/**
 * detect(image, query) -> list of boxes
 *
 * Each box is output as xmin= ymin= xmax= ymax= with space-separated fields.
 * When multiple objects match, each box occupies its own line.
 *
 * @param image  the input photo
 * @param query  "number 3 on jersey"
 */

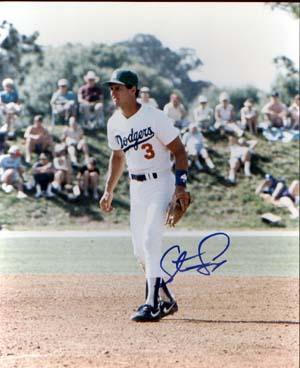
xmin=141 ymin=143 xmax=155 ymax=159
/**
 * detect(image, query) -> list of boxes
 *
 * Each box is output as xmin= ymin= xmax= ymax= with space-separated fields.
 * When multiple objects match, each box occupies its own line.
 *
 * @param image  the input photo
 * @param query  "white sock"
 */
xmin=206 ymin=158 xmax=215 ymax=169
xmin=46 ymin=184 xmax=53 ymax=195
xmin=36 ymin=184 xmax=42 ymax=195
xmin=229 ymin=170 xmax=235 ymax=182
xmin=159 ymin=279 xmax=175 ymax=302
xmin=244 ymin=161 xmax=251 ymax=176
xmin=145 ymin=277 xmax=160 ymax=308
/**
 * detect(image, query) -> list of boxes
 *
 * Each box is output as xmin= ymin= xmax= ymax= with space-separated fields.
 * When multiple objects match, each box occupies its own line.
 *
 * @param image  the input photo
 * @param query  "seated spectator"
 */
xmin=76 ymin=157 xmax=100 ymax=199
xmin=32 ymin=153 xmax=55 ymax=198
xmin=163 ymin=92 xmax=188 ymax=129
xmin=0 ymin=78 xmax=22 ymax=136
xmin=240 ymin=99 xmax=258 ymax=135
xmin=288 ymin=94 xmax=299 ymax=130
xmin=261 ymin=92 xmax=288 ymax=128
xmin=62 ymin=116 xmax=89 ymax=166
xmin=256 ymin=174 xmax=299 ymax=219
xmin=182 ymin=123 xmax=215 ymax=171
xmin=137 ymin=87 xmax=159 ymax=108
xmin=52 ymin=143 xmax=73 ymax=193
xmin=78 ymin=71 xmax=104 ymax=129
xmin=0 ymin=145 xmax=27 ymax=199
xmin=50 ymin=78 xmax=77 ymax=125
xmin=193 ymin=95 xmax=214 ymax=132
xmin=24 ymin=115 xmax=54 ymax=164
xmin=215 ymin=92 xmax=243 ymax=137
xmin=227 ymin=134 xmax=254 ymax=184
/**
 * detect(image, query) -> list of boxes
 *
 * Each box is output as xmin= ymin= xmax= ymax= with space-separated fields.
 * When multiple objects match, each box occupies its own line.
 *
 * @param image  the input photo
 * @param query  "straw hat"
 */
xmin=84 ymin=71 xmax=99 ymax=83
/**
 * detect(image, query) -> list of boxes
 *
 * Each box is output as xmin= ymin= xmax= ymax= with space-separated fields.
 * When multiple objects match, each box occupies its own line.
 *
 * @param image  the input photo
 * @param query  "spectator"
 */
xmin=288 ymin=94 xmax=299 ymax=130
xmin=256 ymin=174 xmax=299 ymax=219
xmin=261 ymin=92 xmax=288 ymax=128
xmin=62 ymin=116 xmax=89 ymax=166
xmin=0 ymin=145 xmax=27 ymax=198
xmin=182 ymin=123 xmax=215 ymax=171
xmin=240 ymin=99 xmax=258 ymax=135
xmin=0 ymin=78 xmax=22 ymax=135
xmin=50 ymin=78 xmax=77 ymax=125
xmin=227 ymin=134 xmax=254 ymax=184
xmin=163 ymin=92 xmax=188 ymax=129
xmin=215 ymin=92 xmax=243 ymax=137
xmin=24 ymin=115 xmax=54 ymax=164
xmin=32 ymin=153 xmax=55 ymax=198
xmin=52 ymin=143 xmax=73 ymax=193
xmin=137 ymin=87 xmax=159 ymax=108
xmin=193 ymin=95 xmax=214 ymax=132
xmin=78 ymin=70 xmax=104 ymax=129
xmin=76 ymin=157 xmax=100 ymax=199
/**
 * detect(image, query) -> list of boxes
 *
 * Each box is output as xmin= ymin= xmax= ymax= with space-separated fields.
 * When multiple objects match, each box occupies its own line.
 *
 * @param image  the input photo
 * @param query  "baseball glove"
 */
xmin=165 ymin=191 xmax=191 ymax=227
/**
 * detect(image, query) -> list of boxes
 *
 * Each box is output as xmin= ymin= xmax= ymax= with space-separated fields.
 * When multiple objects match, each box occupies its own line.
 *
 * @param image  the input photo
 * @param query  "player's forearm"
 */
xmin=172 ymin=146 xmax=188 ymax=171
xmin=104 ymin=152 xmax=125 ymax=194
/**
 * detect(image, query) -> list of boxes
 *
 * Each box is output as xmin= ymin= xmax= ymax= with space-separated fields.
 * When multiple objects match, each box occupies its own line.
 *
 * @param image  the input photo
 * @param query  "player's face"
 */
xmin=109 ymin=84 xmax=135 ymax=107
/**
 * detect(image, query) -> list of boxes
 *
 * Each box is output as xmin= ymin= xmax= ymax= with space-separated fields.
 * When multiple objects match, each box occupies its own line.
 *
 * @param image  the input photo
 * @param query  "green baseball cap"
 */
xmin=103 ymin=69 xmax=139 ymax=87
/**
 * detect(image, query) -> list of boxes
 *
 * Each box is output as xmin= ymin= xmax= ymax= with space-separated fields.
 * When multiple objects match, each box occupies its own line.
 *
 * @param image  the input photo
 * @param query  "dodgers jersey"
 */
xmin=107 ymin=105 xmax=179 ymax=174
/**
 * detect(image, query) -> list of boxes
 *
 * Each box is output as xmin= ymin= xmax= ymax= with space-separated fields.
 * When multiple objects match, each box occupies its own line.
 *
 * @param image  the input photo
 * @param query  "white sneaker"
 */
xmin=2 ymin=183 xmax=14 ymax=193
xmin=73 ymin=185 xmax=80 ymax=197
xmin=45 ymin=184 xmax=55 ymax=198
xmin=52 ymin=182 xmax=61 ymax=192
xmin=45 ymin=191 xmax=55 ymax=198
xmin=17 ymin=191 xmax=28 ymax=199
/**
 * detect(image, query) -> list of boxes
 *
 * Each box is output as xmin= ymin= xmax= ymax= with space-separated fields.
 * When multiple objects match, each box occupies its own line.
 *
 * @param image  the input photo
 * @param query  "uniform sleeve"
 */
xmin=107 ymin=120 xmax=121 ymax=151
xmin=155 ymin=112 xmax=179 ymax=146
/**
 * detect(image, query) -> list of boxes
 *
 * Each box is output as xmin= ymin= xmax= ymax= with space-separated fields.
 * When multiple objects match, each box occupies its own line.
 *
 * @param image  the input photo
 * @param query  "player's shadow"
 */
xmin=163 ymin=318 xmax=299 ymax=325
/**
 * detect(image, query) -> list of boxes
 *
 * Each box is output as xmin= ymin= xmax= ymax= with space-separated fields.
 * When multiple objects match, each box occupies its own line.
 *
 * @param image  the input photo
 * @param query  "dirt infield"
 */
xmin=0 ymin=275 xmax=299 ymax=368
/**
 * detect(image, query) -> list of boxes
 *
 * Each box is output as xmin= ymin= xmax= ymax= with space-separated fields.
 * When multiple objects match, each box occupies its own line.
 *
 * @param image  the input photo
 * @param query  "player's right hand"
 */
xmin=99 ymin=191 xmax=114 ymax=212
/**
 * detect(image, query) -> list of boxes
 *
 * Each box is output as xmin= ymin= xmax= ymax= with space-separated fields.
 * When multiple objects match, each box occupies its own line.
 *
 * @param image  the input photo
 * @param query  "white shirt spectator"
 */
xmin=163 ymin=102 xmax=186 ymax=122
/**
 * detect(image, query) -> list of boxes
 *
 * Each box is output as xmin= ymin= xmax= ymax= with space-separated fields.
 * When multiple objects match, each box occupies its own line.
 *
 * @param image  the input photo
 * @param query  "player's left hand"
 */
xmin=165 ymin=188 xmax=191 ymax=227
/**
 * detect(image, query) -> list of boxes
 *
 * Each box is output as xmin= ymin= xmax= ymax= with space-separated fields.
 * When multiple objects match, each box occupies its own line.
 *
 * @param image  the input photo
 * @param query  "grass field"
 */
xmin=0 ymin=124 xmax=299 ymax=230
xmin=0 ymin=234 xmax=298 ymax=277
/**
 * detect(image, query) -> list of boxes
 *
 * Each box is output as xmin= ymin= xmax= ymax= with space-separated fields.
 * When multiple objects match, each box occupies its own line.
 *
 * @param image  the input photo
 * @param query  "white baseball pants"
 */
xmin=130 ymin=171 xmax=175 ymax=278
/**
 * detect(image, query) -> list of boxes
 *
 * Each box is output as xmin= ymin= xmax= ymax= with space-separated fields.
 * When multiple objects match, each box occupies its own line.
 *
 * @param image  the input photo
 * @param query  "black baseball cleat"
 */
xmin=131 ymin=304 xmax=161 ymax=322
xmin=159 ymin=299 xmax=178 ymax=318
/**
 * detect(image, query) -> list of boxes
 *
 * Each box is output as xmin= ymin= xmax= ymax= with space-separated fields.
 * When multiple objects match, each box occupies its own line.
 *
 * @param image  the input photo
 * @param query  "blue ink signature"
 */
xmin=160 ymin=232 xmax=230 ymax=284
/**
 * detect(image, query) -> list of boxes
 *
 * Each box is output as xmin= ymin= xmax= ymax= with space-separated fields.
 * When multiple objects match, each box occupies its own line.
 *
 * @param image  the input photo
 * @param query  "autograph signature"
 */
xmin=160 ymin=232 xmax=230 ymax=284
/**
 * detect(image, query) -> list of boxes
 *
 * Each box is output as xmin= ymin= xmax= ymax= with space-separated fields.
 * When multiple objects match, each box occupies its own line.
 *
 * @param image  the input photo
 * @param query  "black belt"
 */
xmin=130 ymin=172 xmax=158 ymax=181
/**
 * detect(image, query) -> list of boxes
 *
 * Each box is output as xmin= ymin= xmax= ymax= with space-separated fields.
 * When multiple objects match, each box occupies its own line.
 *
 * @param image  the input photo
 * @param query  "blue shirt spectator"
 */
xmin=0 ymin=89 xmax=19 ymax=104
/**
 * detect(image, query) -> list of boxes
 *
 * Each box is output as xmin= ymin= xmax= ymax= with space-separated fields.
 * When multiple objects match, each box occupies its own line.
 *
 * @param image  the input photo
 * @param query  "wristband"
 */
xmin=175 ymin=170 xmax=188 ymax=187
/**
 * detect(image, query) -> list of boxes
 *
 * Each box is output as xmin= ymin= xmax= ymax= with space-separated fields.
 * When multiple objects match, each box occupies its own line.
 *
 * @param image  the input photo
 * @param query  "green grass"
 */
xmin=0 ymin=123 xmax=299 ymax=230
xmin=0 ymin=235 xmax=298 ymax=276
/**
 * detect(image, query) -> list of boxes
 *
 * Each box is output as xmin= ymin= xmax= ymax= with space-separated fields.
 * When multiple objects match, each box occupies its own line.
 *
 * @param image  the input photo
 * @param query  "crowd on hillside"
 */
xmin=0 ymin=71 xmax=299 ymax=219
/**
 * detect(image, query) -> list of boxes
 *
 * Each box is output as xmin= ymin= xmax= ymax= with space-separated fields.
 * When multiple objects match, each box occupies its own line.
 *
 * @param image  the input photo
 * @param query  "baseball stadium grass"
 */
xmin=0 ymin=235 xmax=298 ymax=277
xmin=0 ymin=124 xmax=299 ymax=230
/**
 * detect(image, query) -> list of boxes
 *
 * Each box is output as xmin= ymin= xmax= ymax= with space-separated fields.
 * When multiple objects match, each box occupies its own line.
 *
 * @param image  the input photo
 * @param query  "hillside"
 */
xmin=0 ymin=124 xmax=299 ymax=230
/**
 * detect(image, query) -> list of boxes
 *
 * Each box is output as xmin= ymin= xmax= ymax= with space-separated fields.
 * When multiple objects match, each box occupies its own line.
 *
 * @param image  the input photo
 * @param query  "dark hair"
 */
xmin=34 ymin=114 xmax=43 ymax=122
xmin=126 ymin=85 xmax=139 ymax=98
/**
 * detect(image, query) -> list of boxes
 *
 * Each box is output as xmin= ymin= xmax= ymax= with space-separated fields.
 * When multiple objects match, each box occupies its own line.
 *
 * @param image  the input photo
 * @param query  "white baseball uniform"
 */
xmin=107 ymin=104 xmax=179 ymax=278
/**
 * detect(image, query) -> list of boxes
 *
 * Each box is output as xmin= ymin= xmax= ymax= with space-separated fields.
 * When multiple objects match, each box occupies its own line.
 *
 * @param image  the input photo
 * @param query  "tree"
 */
xmin=272 ymin=56 xmax=299 ymax=104
xmin=0 ymin=20 xmax=43 ymax=84
xmin=267 ymin=3 xmax=300 ymax=103
xmin=117 ymin=34 xmax=210 ymax=104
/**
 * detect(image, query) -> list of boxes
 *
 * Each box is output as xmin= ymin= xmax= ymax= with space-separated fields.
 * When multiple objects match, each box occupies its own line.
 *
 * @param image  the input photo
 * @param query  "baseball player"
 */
xmin=99 ymin=69 xmax=190 ymax=322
